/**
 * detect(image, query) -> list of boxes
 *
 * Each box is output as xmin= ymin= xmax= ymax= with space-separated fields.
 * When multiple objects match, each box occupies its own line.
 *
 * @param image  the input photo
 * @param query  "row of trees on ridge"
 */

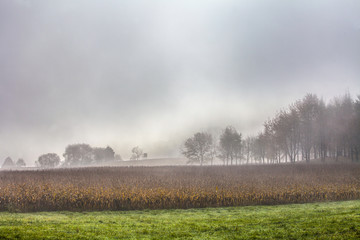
xmin=182 ymin=93 xmax=360 ymax=165
xmin=35 ymin=144 xmax=121 ymax=168
xmin=2 ymin=145 xmax=147 ymax=169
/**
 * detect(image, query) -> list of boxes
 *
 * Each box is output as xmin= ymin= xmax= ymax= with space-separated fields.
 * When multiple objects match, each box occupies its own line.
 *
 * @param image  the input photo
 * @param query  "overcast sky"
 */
xmin=1 ymin=0 xmax=360 ymax=165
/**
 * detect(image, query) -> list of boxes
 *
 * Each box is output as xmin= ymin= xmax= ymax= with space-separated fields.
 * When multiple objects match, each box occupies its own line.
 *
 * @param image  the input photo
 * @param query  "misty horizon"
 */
xmin=1 ymin=0 xmax=360 ymax=165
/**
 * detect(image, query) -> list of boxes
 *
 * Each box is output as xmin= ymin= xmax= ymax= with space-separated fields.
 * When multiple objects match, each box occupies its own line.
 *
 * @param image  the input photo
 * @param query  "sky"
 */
xmin=1 ymin=0 xmax=360 ymax=165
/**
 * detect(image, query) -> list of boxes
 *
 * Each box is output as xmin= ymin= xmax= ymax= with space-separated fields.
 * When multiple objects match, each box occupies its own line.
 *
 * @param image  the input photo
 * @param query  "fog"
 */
xmin=1 ymin=0 xmax=359 ymax=165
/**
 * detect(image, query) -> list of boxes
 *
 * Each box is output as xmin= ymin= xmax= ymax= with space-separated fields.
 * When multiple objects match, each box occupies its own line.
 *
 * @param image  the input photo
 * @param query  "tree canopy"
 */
xmin=36 ymin=153 xmax=60 ymax=168
xmin=182 ymin=132 xmax=213 ymax=166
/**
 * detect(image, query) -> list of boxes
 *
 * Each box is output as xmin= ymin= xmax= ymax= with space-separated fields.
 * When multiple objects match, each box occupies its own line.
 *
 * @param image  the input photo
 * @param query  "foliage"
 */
xmin=60 ymin=144 xmax=119 ymax=166
xmin=93 ymin=146 xmax=115 ymax=162
xmin=36 ymin=153 xmax=60 ymax=168
xmin=63 ymin=144 xmax=94 ymax=166
xmin=0 ymin=164 xmax=359 ymax=212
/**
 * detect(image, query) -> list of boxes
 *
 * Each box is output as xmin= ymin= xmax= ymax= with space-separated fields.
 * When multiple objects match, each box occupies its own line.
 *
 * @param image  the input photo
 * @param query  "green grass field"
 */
xmin=0 ymin=200 xmax=359 ymax=239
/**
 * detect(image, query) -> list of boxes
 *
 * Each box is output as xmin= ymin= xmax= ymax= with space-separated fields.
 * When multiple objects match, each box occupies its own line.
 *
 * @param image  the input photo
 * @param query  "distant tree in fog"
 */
xmin=328 ymin=93 xmax=354 ymax=161
xmin=315 ymin=99 xmax=328 ymax=161
xmin=209 ymin=135 xmax=218 ymax=165
xmin=1 ymin=157 xmax=14 ymax=169
xmin=245 ymin=92 xmax=360 ymax=164
xmin=62 ymin=144 xmax=119 ymax=165
xmin=16 ymin=158 xmax=26 ymax=167
xmin=218 ymin=126 xmax=242 ymax=165
xmin=352 ymin=96 xmax=360 ymax=161
xmin=131 ymin=146 xmax=143 ymax=161
xmin=244 ymin=136 xmax=254 ymax=164
xmin=253 ymin=132 xmax=266 ymax=163
xmin=63 ymin=144 xmax=94 ymax=166
xmin=178 ymin=92 xmax=359 ymax=165
xmin=263 ymin=120 xmax=279 ymax=163
xmin=93 ymin=146 xmax=115 ymax=162
xmin=114 ymin=154 xmax=123 ymax=161
xmin=273 ymin=107 xmax=301 ymax=163
xmin=36 ymin=153 xmax=60 ymax=168
xmin=296 ymin=94 xmax=321 ymax=162
xmin=182 ymin=132 xmax=213 ymax=166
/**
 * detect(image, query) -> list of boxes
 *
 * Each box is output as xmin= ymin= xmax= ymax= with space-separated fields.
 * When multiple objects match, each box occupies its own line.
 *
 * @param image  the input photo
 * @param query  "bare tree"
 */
xmin=268 ymin=107 xmax=301 ymax=163
xmin=314 ymin=99 xmax=328 ymax=162
xmin=244 ymin=136 xmax=254 ymax=164
xmin=208 ymin=135 xmax=218 ymax=165
xmin=352 ymin=95 xmax=360 ymax=161
xmin=296 ymin=94 xmax=320 ymax=162
xmin=182 ymin=132 xmax=213 ymax=166
xmin=253 ymin=132 xmax=266 ymax=164
xmin=131 ymin=146 xmax=143 ymax=160
xmin=218 ymin=126 xmax=242 ymax=165
xmin=244 ymin=92 xmax=359 ymax=164
xmin=326 ymin=93 xmax=354 ymax=161
xmin=263 ymin=119 xmax=281 ymax=164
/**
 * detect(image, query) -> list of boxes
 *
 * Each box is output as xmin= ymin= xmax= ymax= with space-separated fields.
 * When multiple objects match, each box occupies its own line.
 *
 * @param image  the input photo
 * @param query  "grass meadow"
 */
xmin=0 ymin=200 xmax=359 ymax=239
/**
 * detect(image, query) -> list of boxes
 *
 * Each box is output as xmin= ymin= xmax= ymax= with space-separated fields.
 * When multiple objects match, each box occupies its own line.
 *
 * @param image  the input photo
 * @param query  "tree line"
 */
xmin=182 ymin=93 xmax=360 ymax=165
xmin=33 ymin=144 xmax=148 ymax=168
xmin=35 ymin=144 xmax=122 ymax=168
xmin=2 ymin=144 xmax=149 ymax=169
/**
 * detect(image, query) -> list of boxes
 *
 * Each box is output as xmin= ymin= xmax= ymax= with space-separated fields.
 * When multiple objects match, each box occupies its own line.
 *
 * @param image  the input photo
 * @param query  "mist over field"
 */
xmin=2 ymin=4 xmax=360 ymax=240
xmin=1 ymin=0 xmax=360 ymax=165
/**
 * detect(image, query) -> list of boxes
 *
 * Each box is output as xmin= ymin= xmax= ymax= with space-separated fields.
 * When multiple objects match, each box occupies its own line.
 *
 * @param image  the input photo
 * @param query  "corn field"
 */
xmin=0 ymin=164 xmax=360 ymax=212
